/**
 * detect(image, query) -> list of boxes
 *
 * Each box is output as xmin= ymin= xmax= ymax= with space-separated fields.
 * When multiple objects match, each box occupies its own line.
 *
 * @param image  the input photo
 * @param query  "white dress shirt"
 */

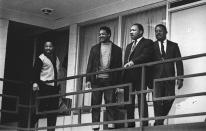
xmin=158 ymin=39 xmax=167 ymax=54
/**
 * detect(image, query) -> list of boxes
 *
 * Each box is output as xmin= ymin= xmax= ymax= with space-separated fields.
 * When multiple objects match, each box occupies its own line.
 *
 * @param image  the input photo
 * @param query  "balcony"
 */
xmin=1 ymin=53 xmax=206 ymax=131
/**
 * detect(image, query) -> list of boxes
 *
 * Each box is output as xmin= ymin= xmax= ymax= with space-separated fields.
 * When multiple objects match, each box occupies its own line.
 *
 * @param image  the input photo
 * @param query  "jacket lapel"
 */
xmin=125 ymin=42 xmax=133 ymax=62
xmin=154 ymin=41 xmax=162 ymax=58
xmin=110 ymin=43 xmax=114 ymax=67
xmin=97 ymin=43 xmax=101 ymax=67
xmin=165 ymin=40 xmax=171 ymax=58
xmin=130 ymin=37 xmax=144 ymax=57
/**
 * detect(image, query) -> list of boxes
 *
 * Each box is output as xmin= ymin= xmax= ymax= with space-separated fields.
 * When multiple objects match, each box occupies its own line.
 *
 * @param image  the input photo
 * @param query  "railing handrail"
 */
xmin=45 ymin=52 xmax=206 ymax=83
xmin=1 ymin=52 xmax=206 ymax=84
xmin=0 ymin=78 xmax=30 ymax=85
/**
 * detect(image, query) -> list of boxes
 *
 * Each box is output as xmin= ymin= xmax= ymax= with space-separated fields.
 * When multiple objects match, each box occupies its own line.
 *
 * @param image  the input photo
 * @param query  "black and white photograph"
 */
xmin=0 ymin=0 xmax=206 ymax=131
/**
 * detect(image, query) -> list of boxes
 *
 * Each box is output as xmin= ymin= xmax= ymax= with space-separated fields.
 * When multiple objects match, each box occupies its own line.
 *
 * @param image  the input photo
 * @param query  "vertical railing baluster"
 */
xmin=27 ymin=82 xmax=33 ymax=131
xmin=140 ymin=66 xmax=146 ymax=131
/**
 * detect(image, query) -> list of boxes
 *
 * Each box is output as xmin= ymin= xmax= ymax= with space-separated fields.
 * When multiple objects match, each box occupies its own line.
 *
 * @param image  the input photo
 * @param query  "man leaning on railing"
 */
xmin=122 ymin=23 xmax=154 ymax=127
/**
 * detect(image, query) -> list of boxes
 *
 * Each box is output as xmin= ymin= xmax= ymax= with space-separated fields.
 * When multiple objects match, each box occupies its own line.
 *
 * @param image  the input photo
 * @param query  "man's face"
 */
xmin=44 ymin=41 xmax=54 ymax=55
xmin=130 ymin=25 xmax=142 ymax=40
xmin=99 ymin=29 xmax=110 ymax=43
xmin=155 ymin=26 xmax=167 ymax=41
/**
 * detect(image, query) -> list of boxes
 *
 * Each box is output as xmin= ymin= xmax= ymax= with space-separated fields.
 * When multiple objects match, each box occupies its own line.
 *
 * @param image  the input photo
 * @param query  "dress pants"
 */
xmin=31 ymin=84 xmax=59 ymax=131
xmin=124 ymin=82 xmax=148 ymax=127
xmin=153 ymin=80 xmax=174 ymax=125
xmin=91 ymin=78 xmax=116 ymax=125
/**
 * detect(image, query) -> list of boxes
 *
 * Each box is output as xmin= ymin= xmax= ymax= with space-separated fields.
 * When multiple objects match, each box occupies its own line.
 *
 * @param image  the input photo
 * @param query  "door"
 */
xmin=169 ymin=3 xmax=206 ymax=124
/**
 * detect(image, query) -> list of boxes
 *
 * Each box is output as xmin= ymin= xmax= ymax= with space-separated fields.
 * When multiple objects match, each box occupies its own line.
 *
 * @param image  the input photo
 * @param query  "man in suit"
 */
xmin=86 ymin=26 xmax=122 ymax=131
xmin=123 ymin=23 xmax=154 ymax=127
xmin=153 ymin=24 xmax=184 ymax=125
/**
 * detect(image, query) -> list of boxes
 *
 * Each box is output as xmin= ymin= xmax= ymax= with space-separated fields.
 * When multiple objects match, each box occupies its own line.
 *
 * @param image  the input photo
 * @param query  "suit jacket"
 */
xmin=123 ymin=37 xmax=154 ymax=90
xmin=152 ymin=40 xmax=184 ymax=96
xmin=86 ymin=42 xmax=122 ymax=85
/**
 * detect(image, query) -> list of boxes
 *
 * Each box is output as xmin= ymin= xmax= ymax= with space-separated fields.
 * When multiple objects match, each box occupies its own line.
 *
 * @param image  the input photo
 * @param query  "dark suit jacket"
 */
xmin=152 ymin=40 xmax=184 ymax=96
xmin=86 ymin=42 xmax=122 ymax=85
xmin=123 ymin=37 xmax=154 ymax=91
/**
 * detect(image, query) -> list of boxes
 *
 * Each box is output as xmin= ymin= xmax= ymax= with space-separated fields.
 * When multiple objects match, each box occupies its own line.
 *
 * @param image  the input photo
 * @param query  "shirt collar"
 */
xmin=158 ymin=39 xmax=167 ymax=45
xmin=132 ymin=37 xmax=143 ymax=45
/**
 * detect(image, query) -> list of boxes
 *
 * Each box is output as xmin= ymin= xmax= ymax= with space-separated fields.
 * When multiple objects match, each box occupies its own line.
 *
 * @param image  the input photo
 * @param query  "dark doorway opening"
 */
xmin=1 ymin=21 xmax=50 ymax=127
xmin=1 ymin=21 xmax=69 ymax=129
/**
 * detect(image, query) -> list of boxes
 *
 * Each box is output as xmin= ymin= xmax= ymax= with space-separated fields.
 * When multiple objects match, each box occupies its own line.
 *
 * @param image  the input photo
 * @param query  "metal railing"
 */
xmin=0 ymin=53 xmax=206 ymax=131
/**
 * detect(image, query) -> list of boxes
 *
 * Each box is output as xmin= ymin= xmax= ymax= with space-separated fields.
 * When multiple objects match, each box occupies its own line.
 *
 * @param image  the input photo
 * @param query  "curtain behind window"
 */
xmin=122 ymin=6 xmax=166 ymax=58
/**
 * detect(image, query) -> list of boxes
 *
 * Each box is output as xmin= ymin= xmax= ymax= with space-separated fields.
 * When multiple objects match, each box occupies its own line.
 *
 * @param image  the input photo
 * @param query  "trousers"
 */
xmin=31 ymin=84 xmax=59 ymax=131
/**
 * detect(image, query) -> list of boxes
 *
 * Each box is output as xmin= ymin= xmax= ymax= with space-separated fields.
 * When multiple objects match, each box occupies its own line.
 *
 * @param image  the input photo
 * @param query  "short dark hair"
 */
xmin=44 ymin=40 xmax=55 ymax=46
xmin=100 ymin=26 xmax=111 ymax=36
xmin=132 ymin=23 xmax=144 ymax=34
xmin=155 ymin=24 xmax=167 ymax=33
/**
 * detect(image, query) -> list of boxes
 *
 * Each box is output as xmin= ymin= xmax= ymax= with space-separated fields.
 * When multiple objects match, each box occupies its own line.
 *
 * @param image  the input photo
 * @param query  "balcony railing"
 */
xmin=0 ymin=53 xmax=206 ymax=131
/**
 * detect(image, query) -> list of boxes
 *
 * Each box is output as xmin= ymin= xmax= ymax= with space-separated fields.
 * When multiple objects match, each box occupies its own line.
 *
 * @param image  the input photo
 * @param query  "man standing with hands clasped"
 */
xmin=86 ymin=26 xmax=122 ymax=131
xmin=152 ymin=24 xmax=184 ymax=125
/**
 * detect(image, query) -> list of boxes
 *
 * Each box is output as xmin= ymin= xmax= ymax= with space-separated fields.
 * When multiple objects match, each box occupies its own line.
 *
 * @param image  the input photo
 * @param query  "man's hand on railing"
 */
xmin=124 ymin=61 xmax=134 ymax=68
xmin=177 ymin=79 xmax=183 ymax=89
xmin=33 ymin=83 xmax=39 ymax=91
xmin=86 ymin=81 xmax=91 ymax=89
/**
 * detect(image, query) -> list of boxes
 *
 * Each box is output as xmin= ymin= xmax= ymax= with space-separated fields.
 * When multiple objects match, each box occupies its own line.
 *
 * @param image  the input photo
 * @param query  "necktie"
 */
xmin=130 ymin=41 xmax=136 ymax=53
xmin=160 ymin=41 xmax=166 ymax=58
xmin=128 ymin=41 xmax=136 ymax=61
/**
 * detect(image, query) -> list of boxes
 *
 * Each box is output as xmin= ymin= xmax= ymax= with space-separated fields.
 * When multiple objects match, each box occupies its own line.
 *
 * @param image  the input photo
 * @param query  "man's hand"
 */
xmin=86 ymin=81 xmax=91 ymax=89
xmin=33 ymin=83 xmax=39 ymax=91
xmin=177 ymin=79 xmax=183 ymax=89
xmin=124 ymin=61 xmax=134 ymax=68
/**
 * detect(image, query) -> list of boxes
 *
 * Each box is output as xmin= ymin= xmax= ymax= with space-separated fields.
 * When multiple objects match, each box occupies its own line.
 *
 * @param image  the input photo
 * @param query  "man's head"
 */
xmin=155 ymin=24 xmax=167 ymax=42
xmin=130 ymin=23 xmax=144 ymax=40
xmin=99 ymin=26 xmax=111 ymax=43
xmin=43 ymin=41 xmax=54 ymax=55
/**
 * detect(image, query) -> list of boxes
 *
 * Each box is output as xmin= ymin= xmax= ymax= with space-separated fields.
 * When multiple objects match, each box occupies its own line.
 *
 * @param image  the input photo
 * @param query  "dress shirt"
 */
xmin=158 ymin=39 xmax=167 ymax=55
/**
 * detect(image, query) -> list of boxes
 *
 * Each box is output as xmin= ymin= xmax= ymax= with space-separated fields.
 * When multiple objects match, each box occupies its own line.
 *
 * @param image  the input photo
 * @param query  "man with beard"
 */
xmin=32 ymin=41 xmax=60 ymax=131
xmin=153 ymin=24 xmax=184 ymax=125
xmin=123 ymin=23 xmax=154 ymax=127
xmin=86 ymin=26 xmax=122 ymax=131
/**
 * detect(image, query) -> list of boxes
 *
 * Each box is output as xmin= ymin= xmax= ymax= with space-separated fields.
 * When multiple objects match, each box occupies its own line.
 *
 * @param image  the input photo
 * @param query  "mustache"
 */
xmin=156 ymin=34 xmax=162 ymax=37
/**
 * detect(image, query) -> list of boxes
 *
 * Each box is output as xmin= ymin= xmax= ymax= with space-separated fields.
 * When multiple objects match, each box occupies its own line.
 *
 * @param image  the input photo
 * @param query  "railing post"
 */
xmin=28 ymin=82 xmax=34 ymax=131
xmin=140 ymin=66 xmax=146 ymax=130
xmin=78 ymin=76 xmax=83 ymax=125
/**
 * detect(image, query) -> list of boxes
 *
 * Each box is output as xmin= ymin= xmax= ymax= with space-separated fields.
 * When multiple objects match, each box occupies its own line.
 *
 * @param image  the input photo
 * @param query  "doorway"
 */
xmin=1 ymin=21 xmax=50 ymax=127
xmin=168 ymin=3 xmax=206 ymax=124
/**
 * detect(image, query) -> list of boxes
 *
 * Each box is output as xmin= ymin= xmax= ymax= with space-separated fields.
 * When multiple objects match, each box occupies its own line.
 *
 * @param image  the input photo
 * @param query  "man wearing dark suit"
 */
xmin=153 ymin=24 xmax=184 ymax=125
xmin=123 ymin=23 xmax=154 ymax=127
xmin=86 ymin=26 xmax=122 ymax=131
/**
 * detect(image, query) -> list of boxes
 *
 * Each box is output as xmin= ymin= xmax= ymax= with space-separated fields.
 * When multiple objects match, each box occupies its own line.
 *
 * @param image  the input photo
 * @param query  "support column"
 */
xmin=66 ymin=24 xmax=79 ymax=106
xmin=0 ymin=19 xmax=9 ymax=112
xmin=117 ymin=15 xmax=123 ymax=47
